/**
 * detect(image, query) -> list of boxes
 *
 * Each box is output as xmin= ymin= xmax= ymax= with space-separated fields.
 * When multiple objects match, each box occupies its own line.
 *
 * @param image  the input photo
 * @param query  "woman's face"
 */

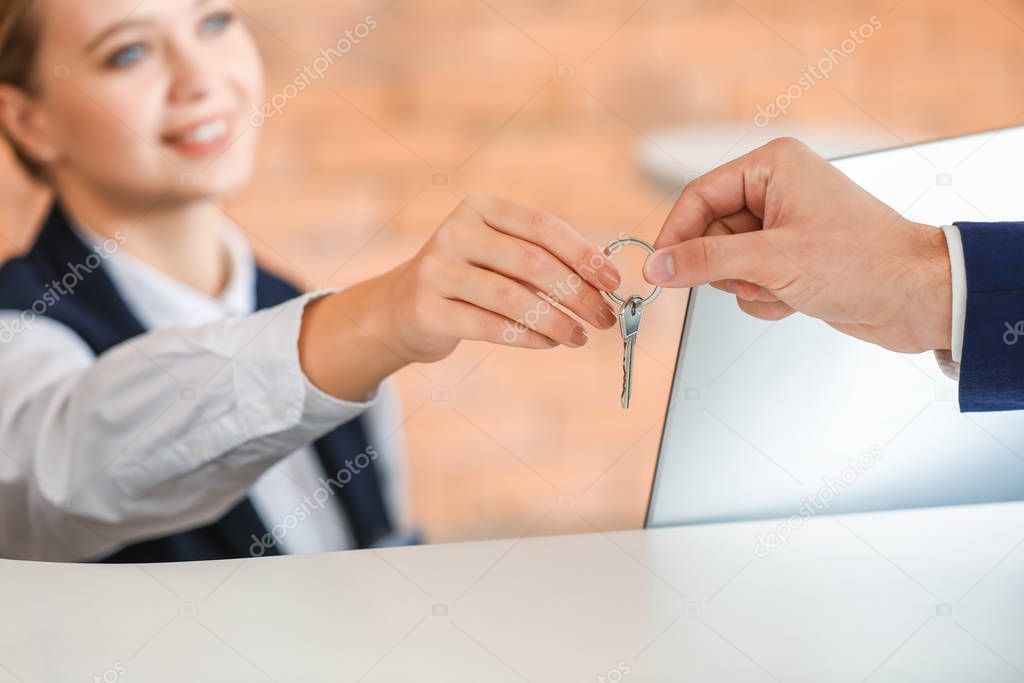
xmin=30 ymin=0 xmax=265 ymax=202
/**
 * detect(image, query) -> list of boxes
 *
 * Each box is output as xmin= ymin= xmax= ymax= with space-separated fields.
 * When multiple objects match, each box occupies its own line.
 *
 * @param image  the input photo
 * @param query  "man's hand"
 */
xmin=644 ymin=138 xmax=953 ymax=354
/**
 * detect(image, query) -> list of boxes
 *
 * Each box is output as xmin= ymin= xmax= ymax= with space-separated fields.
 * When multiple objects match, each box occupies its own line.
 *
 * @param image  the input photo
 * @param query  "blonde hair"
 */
xmin=0 ymin=0 xmax=45 ymax=180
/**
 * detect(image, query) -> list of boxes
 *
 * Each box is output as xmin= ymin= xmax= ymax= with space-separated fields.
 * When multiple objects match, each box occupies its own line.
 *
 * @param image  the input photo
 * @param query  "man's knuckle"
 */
xmin=768 ymin=136 xmax=808 ymax=156
xmin=698 ymin=238 xmax=715 ymax=271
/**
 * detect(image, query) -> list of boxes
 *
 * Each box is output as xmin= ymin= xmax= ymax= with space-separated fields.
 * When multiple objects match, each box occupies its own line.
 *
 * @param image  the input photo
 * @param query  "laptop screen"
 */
xmin=647 ymin=127 xmax=1024 ymax=528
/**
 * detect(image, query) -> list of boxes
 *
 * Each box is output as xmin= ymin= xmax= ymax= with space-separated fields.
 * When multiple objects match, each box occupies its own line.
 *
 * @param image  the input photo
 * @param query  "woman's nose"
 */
xmin=166 ymin=44 xmax=217 ymax=104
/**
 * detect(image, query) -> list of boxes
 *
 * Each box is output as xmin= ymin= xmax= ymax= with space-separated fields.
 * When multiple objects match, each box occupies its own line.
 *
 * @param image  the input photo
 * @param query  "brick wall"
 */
xmin=2 ymin=0 xmax=1023 ymax=542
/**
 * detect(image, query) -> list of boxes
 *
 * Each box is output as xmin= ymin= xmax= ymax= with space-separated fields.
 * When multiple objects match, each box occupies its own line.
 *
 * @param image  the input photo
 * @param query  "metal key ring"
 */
xmin=603 ymin=237 xmax=662 ymax=307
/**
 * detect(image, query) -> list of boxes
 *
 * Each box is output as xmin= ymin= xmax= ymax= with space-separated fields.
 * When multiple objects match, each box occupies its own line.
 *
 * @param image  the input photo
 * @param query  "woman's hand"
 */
xmin=377 ymin=194 xmax=622 ymax=362
xmin=300 ymin=195 xmax=623 ymax=400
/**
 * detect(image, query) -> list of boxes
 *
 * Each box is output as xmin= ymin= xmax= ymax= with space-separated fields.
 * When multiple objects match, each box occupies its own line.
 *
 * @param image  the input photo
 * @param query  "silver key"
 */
xmin=619 ymin=295 xmax=644 ymax=409
xmin=602 ymin=236 xmax=662 ymax=409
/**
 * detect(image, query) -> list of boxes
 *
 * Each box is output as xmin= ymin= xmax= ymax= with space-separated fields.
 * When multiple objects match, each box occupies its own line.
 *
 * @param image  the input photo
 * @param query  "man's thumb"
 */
xmin=643 ymin=232 xmax=778 ymax=289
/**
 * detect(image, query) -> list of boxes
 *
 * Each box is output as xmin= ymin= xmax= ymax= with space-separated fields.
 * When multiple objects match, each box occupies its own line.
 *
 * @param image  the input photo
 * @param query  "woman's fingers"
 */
xmin=458 ymin=194 xmax=622 ymax=293
xmin=462 ymin=227 xmax=617 ymax=330
xmin=444 ymin=263 xmax=590 ymax=348
xmin=437 ymin=299 xmax=560 ymax=350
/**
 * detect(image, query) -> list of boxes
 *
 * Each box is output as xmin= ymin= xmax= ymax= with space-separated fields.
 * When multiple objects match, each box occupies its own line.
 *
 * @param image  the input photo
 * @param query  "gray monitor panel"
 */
xmin=647 ymin=127 xmax=1024 ymax=528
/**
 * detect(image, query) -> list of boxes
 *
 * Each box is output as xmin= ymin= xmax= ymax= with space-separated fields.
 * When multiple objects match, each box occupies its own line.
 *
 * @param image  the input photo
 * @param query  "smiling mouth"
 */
xmin=161 ymin=115 xmax=234 ymax=157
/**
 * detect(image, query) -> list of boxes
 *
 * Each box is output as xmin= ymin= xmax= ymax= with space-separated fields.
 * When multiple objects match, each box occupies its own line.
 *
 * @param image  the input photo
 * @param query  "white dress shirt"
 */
xmin=935 ymin=225 xmax=967 ymax=379
xmin=0 ymin=220 xmax=406 ymax=562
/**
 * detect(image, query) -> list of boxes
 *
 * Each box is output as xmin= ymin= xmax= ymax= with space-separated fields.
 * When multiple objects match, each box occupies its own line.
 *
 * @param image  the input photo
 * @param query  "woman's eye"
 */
xmin=105 ymin=43 xmax=148 ymax=69
xmin=199 ymin=11 xmax=233 ymax=36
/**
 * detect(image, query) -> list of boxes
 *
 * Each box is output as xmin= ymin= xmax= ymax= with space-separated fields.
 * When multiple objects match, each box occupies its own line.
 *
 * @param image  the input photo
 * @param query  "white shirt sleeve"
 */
xmin=0 ymin=292 xmax=380 ymax=561
xmin=934 ymin=225 xmax=967 ymax=380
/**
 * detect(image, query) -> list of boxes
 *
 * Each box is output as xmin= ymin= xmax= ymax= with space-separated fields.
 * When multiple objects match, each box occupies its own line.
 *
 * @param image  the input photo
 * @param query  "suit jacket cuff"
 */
xmin=953 ymin=221 xmax=1024 ymax=411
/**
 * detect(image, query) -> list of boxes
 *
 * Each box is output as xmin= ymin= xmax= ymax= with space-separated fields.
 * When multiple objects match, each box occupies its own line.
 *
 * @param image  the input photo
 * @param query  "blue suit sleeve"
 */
xmin=954 ymin=221 xmax=1024 ymax=412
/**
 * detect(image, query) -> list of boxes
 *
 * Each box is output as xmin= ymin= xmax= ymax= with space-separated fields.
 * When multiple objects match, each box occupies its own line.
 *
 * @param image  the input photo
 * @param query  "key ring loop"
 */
xmin=603 ymin=237 xmax=662 ymax=307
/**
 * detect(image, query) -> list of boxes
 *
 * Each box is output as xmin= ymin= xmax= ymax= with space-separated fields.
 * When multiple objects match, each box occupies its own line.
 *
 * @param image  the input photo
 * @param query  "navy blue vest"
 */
xmin=0 ymin=203 xmax=393 ymax=562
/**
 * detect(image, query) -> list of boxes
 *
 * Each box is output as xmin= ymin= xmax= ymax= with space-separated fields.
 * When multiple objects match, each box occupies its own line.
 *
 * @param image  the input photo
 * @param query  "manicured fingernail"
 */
xmin=598 ymin=305 xmax=617 ymax=327
xmin=644 ymin=252 xmax=676 ymax=284
xmin=570 ymin=326 xmax=589 ymax=347
xmin=598 ymin=266 xmax=621 ymax=291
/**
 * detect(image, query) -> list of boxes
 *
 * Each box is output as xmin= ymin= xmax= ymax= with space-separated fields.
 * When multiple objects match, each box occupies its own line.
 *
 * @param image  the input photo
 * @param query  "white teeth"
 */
xmin=181 ymin=118 xmax=228 ymax=144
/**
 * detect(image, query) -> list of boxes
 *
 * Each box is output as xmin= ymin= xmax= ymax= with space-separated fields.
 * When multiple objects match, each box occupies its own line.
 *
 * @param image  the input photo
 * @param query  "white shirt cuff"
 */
xmin=934 ymin=225 xmax=966 ymax=380
xmin=301 ymin=368 xmax=381 ymax=423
